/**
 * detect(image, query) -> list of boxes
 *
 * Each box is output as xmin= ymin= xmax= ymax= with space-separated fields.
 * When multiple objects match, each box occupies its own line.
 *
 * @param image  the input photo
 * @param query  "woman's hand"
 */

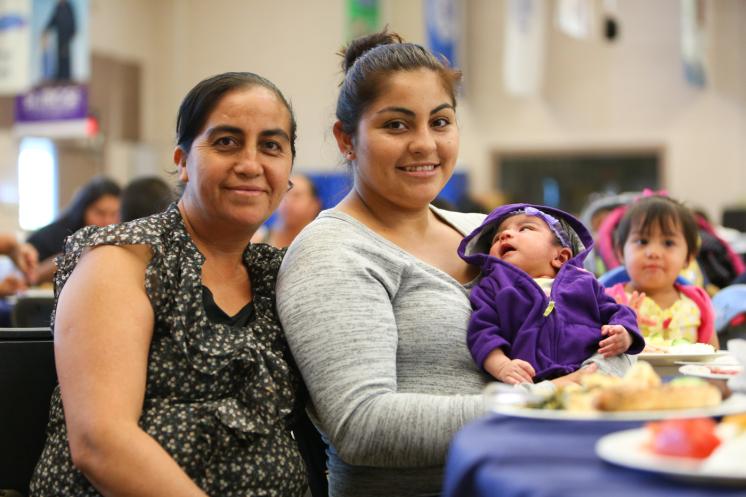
xmin=0 ymin=274 xmax=27 ymax=297
xmin=10 ymin=242 xmax=39 ymax=284
xmin=598 ymin=324 xmax=632 ymax=357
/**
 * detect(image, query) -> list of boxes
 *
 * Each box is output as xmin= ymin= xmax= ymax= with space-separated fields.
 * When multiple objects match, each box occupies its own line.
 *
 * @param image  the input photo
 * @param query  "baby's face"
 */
xmin=489 ymin=213 xmax=568 ymax=278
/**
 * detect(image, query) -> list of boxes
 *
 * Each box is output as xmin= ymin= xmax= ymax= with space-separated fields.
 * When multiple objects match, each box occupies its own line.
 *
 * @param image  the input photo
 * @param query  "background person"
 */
xmin=276 ymin=30 xmax=595 ymax=497
xmin=0 ymin=234 xmax=39 ymax=325
xmin=26 ymin=175 xmax=121 ymax=284
xmin=30 ymin=72 xmax=307 ymax=496
xmin=252 ymin=173 xmax=322 ymax=248
xmin=120 ymin=176 xmax=176 ymax=222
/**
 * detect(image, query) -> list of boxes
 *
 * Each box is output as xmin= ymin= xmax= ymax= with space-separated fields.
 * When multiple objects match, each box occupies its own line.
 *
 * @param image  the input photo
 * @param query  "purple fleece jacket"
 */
xmin=458 ymin=203 xmax=645 ymax=380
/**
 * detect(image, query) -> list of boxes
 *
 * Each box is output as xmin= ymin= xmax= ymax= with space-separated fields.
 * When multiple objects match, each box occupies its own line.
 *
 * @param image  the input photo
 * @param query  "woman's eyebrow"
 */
xmin=376 ymin=103 xmax=455 ymax=117
xmin=376 ymin=106 xmax=415 ymax=116
xmin=260 ymin=128 xmax=291 ymax=142
xmin=205 ymin=125 xmax=243 ymax=139
xmin=431 ymin=103 xmax=454 ymax=114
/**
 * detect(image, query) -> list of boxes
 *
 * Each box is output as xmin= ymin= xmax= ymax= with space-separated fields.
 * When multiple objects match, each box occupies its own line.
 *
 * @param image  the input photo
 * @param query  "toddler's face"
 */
xmin=621 ymin=220 xmax=690 ymax=295
xmin=489 ymin=213 xmax=569 ymax=278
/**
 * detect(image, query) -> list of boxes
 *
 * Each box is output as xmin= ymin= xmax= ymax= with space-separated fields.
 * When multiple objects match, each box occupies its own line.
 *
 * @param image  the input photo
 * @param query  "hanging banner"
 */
xmin=14 ymin=0 xmax=90 ymax=137
xmin=346 ymin=0 xmax=379 ymax=42
xmin=425 ymin=0 xmax=459 ymax=68
xmin=0 ymin=0 xmax=31 ymax=95
xmin=503 ymin=0 xmax=547 ymax=96
xmin=681 ymin=0 xmax=706 ymax=88
xmin=555 ymin=0 xmax=593 ymax=40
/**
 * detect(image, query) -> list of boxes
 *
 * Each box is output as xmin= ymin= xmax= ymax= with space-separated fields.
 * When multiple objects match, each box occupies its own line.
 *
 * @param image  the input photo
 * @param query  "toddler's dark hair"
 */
xmin=613 ymin=195 xmax=699 ymax=259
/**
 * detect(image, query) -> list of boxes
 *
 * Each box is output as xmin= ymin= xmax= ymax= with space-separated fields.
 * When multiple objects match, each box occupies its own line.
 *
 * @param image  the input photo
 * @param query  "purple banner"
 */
xmin=14 ymin=83 xmax=87 ymax=122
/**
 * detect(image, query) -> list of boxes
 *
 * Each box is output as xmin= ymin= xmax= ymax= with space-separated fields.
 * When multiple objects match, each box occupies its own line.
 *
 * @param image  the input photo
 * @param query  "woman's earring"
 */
xmin=287 ymin=180 xmax=294 ymax=191
xmin=346 ymin=151 xmax=354 ymax=159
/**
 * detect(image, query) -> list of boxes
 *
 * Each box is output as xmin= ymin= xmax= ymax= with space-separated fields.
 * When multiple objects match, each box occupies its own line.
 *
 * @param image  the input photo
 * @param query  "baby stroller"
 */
xmin=712 ymin=285 xmax=746 ymax=346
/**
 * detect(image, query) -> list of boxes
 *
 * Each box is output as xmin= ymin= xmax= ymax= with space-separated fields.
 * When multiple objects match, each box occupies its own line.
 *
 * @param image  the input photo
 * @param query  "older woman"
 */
xmin=30 ymin=72 xmax=306 ymax=496
xmin=277 ymin=31 xmax=593 ymax=497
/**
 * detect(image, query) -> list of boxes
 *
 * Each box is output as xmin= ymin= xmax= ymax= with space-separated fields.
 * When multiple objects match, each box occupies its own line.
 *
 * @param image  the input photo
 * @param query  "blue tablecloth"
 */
xmin=443 ymin=414 xmax=746 ymax=497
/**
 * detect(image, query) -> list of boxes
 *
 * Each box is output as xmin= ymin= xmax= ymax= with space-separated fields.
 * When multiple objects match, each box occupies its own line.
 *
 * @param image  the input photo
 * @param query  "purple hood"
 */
xmin=458 ymin=203 xmax=593 ymax=269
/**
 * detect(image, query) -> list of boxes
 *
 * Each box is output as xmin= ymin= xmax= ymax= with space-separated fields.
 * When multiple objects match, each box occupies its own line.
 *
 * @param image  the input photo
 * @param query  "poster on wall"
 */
xmin=503 ymin=0 xmax=547 ymax=96
xmin=14 ymin=0 xmax=90 ymax=137
xmin=346 ymin=0 xmax=379 ymax=41
xmin=424 ymin=0 xmax=459 ymax=68
xmin=0 ymin=0 xmax=31 ymax=95
xmin=681 ymin=0 xmax=707 ymax=88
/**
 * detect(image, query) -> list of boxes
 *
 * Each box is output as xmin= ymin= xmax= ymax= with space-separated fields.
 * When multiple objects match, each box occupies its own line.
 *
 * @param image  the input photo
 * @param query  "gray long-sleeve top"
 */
xmin=276 ymin=208 xmax=490 ymax=497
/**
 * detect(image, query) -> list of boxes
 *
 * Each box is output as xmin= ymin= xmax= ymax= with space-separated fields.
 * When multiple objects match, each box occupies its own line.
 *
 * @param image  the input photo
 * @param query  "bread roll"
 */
xmin=595 ymin=381 xmax=721 ymax=412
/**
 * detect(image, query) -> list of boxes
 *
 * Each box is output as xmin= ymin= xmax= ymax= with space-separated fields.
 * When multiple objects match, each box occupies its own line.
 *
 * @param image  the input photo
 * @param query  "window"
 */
xmin=18 ymin=137 xmax=57 ymax=230
xmin=496 ymin=150 xmax=661 ymax=214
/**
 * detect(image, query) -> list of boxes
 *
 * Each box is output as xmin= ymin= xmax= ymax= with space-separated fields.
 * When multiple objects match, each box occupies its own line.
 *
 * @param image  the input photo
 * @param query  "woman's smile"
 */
xmin=396 ymin=163 xmax=440 ymax=176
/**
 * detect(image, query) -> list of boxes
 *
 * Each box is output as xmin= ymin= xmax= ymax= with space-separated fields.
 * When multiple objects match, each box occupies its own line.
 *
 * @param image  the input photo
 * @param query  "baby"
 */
xmin=458 ymin=204 xmax=645 ymax=384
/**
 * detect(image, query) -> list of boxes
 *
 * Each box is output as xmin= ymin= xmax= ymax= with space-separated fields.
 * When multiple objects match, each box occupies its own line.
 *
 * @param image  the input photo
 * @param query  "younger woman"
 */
xmin=607 ymin=194 xmax=719 ymax=349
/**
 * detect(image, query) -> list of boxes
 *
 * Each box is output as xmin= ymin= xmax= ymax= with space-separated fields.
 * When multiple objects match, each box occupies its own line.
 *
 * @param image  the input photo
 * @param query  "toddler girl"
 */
xmin=607 ymin=194 xmax=719 ymax=349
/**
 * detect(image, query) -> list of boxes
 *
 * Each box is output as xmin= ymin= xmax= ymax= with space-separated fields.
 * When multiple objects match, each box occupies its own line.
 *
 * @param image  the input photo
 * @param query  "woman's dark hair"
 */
xmin=62 ymin=176 xmax=121 ymax=229
xmin=176 ymin=72 xmax=297 ymax=159
xmin=613 ymin=195 xmax=700 ymax=259
xmin=120 ymin=176 xmax=176 ymax=222
xmin=336 ymin=29 xmax=462 ymax=136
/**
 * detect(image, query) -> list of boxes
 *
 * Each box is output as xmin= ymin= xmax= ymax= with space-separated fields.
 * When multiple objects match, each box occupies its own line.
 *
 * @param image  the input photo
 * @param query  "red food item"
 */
xmin=646 ymin=418 xmax=721 ymax=459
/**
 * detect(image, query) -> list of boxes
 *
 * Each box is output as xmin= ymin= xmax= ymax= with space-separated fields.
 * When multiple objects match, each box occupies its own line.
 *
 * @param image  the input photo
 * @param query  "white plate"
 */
xmin=596 ymin=428 xmax=746 ymax=485
xmin=638 ymin=351 xmax=730 ymax=366
xmin=490 ymin=393 xmax=746 ymax=421
xmin=679 ymin=364 xmax=743 ymax=381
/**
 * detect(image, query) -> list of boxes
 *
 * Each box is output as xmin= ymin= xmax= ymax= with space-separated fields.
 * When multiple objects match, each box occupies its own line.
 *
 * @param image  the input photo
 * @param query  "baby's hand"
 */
xmin=495 ymin=359 xmax=535 ymax=385
xmin=626 ymin=290 xmax=656 ymax=327
xmin=598 ymin=324 xmax=632 ymax=358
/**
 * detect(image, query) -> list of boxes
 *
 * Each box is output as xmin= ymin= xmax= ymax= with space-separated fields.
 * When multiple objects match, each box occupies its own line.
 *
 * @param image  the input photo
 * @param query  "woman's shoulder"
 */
xmin=291 ymin=209 xmax=392 ymax=252
xmin=280 ymin=209 xmax=409 ymax=279
xmin=430 ymin=206 xmax=487 ymax=236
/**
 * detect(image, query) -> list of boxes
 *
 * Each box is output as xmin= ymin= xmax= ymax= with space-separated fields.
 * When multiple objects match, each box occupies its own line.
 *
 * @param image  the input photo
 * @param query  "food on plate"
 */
xmin=595 ymin=377 xmax=722 ymax=412
xmin=541 ymin=362 xmax=722 ymax=412
xmin=646 ymin=418 xmax=721 ymax=459
xmin=683 ymin=364 xmax=742 ymax=377
xmin=643 ymin=337 xmax=716 ymax=354
xmin=642 ymin=415 xmax=746 ymax=474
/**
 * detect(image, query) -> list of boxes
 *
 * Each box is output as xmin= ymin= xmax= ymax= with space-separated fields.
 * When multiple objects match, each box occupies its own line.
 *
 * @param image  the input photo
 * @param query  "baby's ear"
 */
xmin=552 ymin=247 xmax=573 ymax=269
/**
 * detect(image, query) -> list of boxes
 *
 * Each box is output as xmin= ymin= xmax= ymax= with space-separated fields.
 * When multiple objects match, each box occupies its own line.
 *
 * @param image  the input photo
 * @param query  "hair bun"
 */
xmin=340 ymin=29 xmax=403 ymax=73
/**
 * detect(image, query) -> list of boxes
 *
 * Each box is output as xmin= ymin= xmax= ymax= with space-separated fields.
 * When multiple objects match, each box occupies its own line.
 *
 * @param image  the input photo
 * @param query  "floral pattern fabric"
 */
xmin=30 ymin=204 xmax=306 ymax=496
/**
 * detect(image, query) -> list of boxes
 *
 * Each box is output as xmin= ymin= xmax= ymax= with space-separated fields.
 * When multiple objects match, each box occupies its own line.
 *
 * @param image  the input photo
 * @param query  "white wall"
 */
xmin=2 ymin=0 xmax=744 ymax=233
xmin=455 ymin=0 xmax=746 ymax=218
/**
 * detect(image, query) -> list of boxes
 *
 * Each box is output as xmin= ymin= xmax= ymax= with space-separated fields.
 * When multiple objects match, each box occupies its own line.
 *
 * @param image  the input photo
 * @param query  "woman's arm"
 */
xmin=277 ymin=222 xmax=484 ymax=468
xmin=55 ymin=245 xmax=207 ymax=497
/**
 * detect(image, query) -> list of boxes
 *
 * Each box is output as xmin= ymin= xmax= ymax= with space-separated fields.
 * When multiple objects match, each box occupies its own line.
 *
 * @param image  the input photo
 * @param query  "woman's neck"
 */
xmin=339 ymin=189 xmax=434 ymax=238
xmin=178 ymin=201 xmax=250 ymax=263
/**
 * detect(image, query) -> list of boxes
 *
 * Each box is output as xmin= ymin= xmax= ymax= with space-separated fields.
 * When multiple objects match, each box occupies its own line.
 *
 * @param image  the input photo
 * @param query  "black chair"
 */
xmin=11 ymin=297 xmax=55 ymax=328
xmin=0 ymin=328 xmax=56 ymax=496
